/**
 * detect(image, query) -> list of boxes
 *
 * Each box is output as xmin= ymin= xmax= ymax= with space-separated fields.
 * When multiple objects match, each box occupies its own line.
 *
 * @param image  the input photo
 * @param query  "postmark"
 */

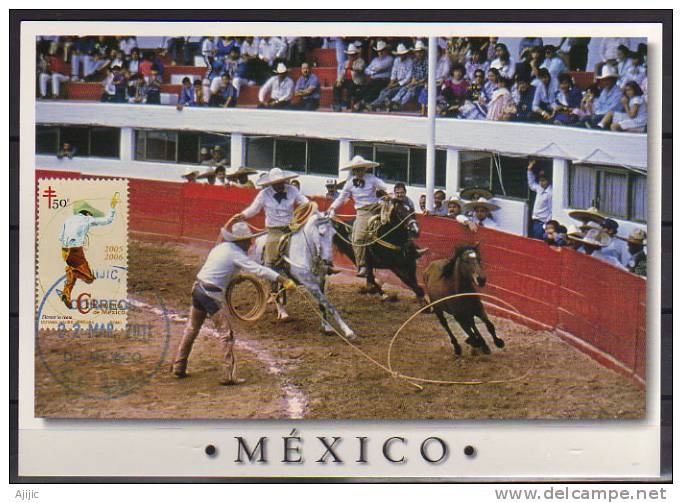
xmin=36 ymin=178 xmax=129 ymax=331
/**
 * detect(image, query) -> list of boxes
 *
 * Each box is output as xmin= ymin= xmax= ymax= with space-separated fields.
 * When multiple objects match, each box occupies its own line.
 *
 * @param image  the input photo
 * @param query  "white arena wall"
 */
xmin=35 ymin=101 xmax=648 ymax=237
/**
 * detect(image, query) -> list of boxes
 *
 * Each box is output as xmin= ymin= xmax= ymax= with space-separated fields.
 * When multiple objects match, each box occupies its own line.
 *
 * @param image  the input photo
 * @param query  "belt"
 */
xmin=267 ymin=226 xmax=290 ymax=231
xmin=197 ymin=280 xmax=222 ymax=293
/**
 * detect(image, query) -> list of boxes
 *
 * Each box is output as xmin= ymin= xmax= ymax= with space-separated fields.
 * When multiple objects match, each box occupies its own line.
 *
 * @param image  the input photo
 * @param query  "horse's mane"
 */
xmin=441 ymin=245 xmax=478 ymax=279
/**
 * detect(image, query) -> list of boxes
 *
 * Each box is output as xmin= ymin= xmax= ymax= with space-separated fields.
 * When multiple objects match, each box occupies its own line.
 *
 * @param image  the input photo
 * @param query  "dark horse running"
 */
xmin=423 ymin=244 xmax=504 ymax=357
xmin=331 ymin=199 xmax=426 ymax=303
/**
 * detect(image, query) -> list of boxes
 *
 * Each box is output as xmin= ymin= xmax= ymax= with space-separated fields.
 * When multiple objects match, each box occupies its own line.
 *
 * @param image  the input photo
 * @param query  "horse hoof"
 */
xmin=480 ymin=345 xmax=491 ymax=355
xmin=345 ymin=333 xmax=358 ymax=342
xmin=320 ymin=328 xmax=335 ymax=336
xmin=381 ymin=293 xmax=398 ymax=302
xmin=465 ymin=337 xmax=477 ymax=348
xmin=453 ymin=347 xmax=462 ymax=357
xmin=494 ymin=339 xmax=505 ymax=348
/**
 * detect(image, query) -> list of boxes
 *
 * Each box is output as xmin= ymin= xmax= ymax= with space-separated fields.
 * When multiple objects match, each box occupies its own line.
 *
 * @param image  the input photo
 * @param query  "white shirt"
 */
xmin=527 ymin=171 xmax=552 ymax=222
xmin=197 ymin=242 xmax=280 ymax=290
xmin=591 ymin=248 xmax=626 ymax=270
xmin=258 ymin=75 xmax=294 ymax=103
xmin=60 ymin=208 xmax=116 ymax=248
xmin=600 ymin=235 xmax=630 ymax=266
xmin=457 ymin=214 xmax=498 ymax=229
xmin=242 ymin=185 xmax=309 ymax=228
xmin=331 ymin=174 xmax=388 ymax=211
xmin=490 ymin=57 xmax=516 ymax=79
xmin=209 ymin=76 xmax=225 ymax=95
xmin=201 ymin=38 xmax=214 ymax=57
xmin=240 ymin=38 xmax=260 ymax=58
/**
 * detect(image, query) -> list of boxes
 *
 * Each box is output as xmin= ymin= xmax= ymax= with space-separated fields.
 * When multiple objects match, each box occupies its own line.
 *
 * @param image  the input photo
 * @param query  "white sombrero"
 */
xmin=596 ymin=65 xmax=619 ymax=80
xmin=448 ymin=192 xmax=465 ymax=206
xmin=393 ymin=43 xmax=410 ymax=56
xmin=570 ymin=228 xmax=611 ymax=248
xmin=412 ymin=40 xmax=427 ymax=52
xmin=344 ymin=43 xmax=359 ymax=55
xmin=273 ymin=62 xmax=288 ymax=74
xmin=619 ymin=228 xmax=647 ymax=245
xmin=225 ymin=166 xmax=258 ymax=179
xmin=463 ymin=197 xmax=500 ymax=212
xmin=220 ymin=221 xmax=256 ymax=242
xmin=565 ymin=224 xmax=584 ymax=239
xmin=257 ymin=167 xmax=299 ymax=187
xmin=181 ymin=167 xmax=200 ymax=179
xmin=568 ymin=206 xmax=606 ymax=226
xmin=373 ymin=40 xmax=388 ymax=52
xmin=340 ymin=155 xmax=380 ymax=172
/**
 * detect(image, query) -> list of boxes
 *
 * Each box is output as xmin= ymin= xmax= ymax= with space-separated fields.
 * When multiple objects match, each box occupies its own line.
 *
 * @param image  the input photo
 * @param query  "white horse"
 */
xmin=252 ymin=209 xmax=357 ymax=340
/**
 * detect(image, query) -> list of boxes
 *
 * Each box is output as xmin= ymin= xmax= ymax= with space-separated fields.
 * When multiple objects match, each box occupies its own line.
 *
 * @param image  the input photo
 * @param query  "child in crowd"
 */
xmin=597 ymin=81 xmax=647 ymax=132
xmin=543 ymin=220 xmax=567 ymax=247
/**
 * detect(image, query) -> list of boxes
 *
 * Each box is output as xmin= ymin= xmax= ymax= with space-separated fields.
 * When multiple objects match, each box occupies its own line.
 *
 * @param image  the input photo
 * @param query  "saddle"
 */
xmin=272 ymin=202 xmax=318 ymax=271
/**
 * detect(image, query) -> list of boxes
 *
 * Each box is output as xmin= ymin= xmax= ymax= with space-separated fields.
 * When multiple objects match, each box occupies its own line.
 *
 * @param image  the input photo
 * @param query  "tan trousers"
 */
xmin=172 ymin=306 xmax=237 ymax=384
xmin=61 ymin=247 xmax=95 ymax=301
xmin=264 ymin=226 xmax=288 ymax=268
xmin=352 ymin=204 xmax=380 ymax=267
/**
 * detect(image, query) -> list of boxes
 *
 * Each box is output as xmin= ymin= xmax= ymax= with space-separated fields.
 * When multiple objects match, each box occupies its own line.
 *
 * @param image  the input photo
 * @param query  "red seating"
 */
xmin=310 ymin=48 xmax=337 ymax=68
xmin=163 ymin=65 xmax=206 ymax=83
xmin=570 ymin=71 xmax=595 ymax=90
xmin=290 ymin=66 xmax=338 ymax=87
xmin=161 ymin=84 xmax=182 ymax=94
xmin=65 ymin=82 xmax=103 ymax=101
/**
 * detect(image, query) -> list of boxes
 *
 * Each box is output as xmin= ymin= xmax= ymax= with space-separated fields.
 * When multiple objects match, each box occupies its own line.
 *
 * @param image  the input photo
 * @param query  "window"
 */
xmin=134 ymin=129 xmax=231 ymax=164
xmin=35 ymin=125 xmax=120 ymax=158
xmin=568 ymin=163 xmax=647 ymax=222
xmin=460 ymin=152 xmax=551 ymax=200
xmin=375 ymin=145 xmax=408 ymax=183
xmin=275 ymin=138 xmax=307 ymax=172
xmin=352 ymin=143 xmax=446 ymax=188
xmin=307 ymin=139 xmax=339 ymax=176
xmin=245 ymin=136 xmax=275 ymax=169
xmin=60 ymin=126 xmax=91 ymax=157
xmin=90 ymin=127 xmax=120 ymax=158
xmin=246 ymin=135 xmax=339 ymax=175
xmin=36 ymin=125 xmax=58 ymax=154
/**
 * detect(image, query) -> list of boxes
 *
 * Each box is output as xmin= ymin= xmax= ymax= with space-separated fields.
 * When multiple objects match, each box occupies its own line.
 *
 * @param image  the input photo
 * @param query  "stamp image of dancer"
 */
xmin=37 ymin=178 xmax=129 ymax=331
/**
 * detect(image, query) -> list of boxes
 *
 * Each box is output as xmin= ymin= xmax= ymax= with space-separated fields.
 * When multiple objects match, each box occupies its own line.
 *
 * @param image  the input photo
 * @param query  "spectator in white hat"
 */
xmin=623 ymin=229 xmax=647 ymax=276
xmin=357 ymin=40 xmax=394 ymax=111
xmin=459 ymin=197 xmax=500 ymax=230
xmin=333 ymin=43 xmax=366 ymax=112
xmin=325 ymin=179 xmax=340 ymax=201
xmin=367 ymin=43 xmax=413 ymax=111
xmin=258 ymin=63 xmax=294 ymax=109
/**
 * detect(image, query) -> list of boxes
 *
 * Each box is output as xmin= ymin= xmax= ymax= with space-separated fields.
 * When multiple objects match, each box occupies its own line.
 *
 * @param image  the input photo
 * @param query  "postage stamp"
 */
xmin=36 ymin=178 xmax=129 ymax=331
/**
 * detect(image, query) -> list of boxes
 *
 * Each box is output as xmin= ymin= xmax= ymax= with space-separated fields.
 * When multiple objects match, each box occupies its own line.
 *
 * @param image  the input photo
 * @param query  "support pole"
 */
xmin=425 ymin=37 xmax=437 ymax=212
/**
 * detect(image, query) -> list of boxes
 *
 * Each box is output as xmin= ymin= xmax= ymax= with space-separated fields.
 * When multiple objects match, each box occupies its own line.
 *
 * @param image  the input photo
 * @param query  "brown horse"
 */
xmin=423 ymin=244 xmax=504 ymax=357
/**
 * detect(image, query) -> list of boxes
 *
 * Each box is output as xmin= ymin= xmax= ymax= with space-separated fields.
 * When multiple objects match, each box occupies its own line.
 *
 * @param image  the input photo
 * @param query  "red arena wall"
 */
xmin=37 ymin=170 xmax=646 ymax=385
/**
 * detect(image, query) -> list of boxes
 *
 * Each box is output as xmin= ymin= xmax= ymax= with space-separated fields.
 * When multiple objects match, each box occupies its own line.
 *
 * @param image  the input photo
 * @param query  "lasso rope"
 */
xmin=331 ymin=210 xmax=416 ymax=250
xmin=386 ymin=292 xmax=533 ymax=386
xmin=228 ymin=281 xmax=532 ymax=389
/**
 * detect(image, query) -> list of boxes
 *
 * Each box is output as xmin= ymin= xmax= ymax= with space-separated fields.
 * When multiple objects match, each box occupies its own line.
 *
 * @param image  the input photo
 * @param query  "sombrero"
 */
xmin=596 ymin=65 xmax=619 ymax=80
xmin=570 ymin=228 xmax=611 ymax=248
xmin=460 ymin=187 xmax=493 ymax=201
xmin=619 ymin=228 xmax=647 ymax=245
xmin=565 ymin=224 xmax=584 ymax=240
xmin=257 ymin=167 xmax=299 ymax=187
xmin=373 ymin=40 xmax=388 ymax=52
xmin=412 ymin=40 xmax=427 ymax=52
xmin=220 ymin=221 xmax=257 ymax=242
xmin=73 ymin=200 xmax=105 ymax=218
xmin=181 ymin=167 xmax=200 ymax=179
xmin=341 ymin=155 xmax=379 ymax=172
xmin=225 ymin=166 xmax=258 ymax=179
xmin=568 ymin=206 xmax=606 ymax=226
xmin=273 ymin=62 xmax=288 ymax=74
xmin=448 ymin=192 xmax=465 ymax=206
xmin=393 ymin=43 xmax=410 ymax=56
xmin=463 ymin=197 xmax=500 ymax=212
xmin=343 ymin=43 xmax=359 ymax=55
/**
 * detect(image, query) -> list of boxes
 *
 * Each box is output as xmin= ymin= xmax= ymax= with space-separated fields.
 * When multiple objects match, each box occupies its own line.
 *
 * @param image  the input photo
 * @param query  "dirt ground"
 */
xmin=35 ymin=238 xmax=645 ymax=420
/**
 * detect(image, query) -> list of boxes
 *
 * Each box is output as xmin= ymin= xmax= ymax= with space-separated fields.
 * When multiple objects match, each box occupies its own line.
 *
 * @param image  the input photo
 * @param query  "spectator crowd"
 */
xmin=37 ymin=35 xmax=648 ymax=132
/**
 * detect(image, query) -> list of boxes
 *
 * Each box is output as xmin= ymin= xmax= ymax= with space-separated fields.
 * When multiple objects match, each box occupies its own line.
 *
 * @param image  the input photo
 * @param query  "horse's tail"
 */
xmin=441 ymin=256 xmax=457 ymax=279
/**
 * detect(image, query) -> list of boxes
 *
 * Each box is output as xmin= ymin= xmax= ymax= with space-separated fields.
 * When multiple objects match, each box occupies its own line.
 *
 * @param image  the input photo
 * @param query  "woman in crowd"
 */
xmin=551 ymin=73 xmax=583 ymax=126
xmin=465 ymin=48 xmax=489 ymax=82
xmin=619 ymin=51 xmax=647 ymax=90
xmin=489 ymin=43 xmax=515 ymax=80
xmin=486 ymin=76 xmax=514 ymax=121
xmin=575 ymin=83 xmax=600 ymax=122
xmin=598 ymin=81 xmax=647 ymax=132
xmin=484 ymin=67 xmax=500 ymax=99
xmin=437 ymin=64 xmax=469 ymax=117
xmin=511 ymin=74 xmax=536 ymax=122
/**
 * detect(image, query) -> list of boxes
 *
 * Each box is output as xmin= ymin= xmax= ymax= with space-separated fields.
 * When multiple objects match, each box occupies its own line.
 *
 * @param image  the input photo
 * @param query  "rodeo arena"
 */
xmin=35 ymin=35 xmax=648 ymax=419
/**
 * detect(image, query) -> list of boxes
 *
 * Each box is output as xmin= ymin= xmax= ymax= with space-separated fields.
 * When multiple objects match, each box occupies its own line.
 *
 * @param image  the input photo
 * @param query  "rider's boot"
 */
xmin=356 ymin=266 xmax=368 ymax=278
